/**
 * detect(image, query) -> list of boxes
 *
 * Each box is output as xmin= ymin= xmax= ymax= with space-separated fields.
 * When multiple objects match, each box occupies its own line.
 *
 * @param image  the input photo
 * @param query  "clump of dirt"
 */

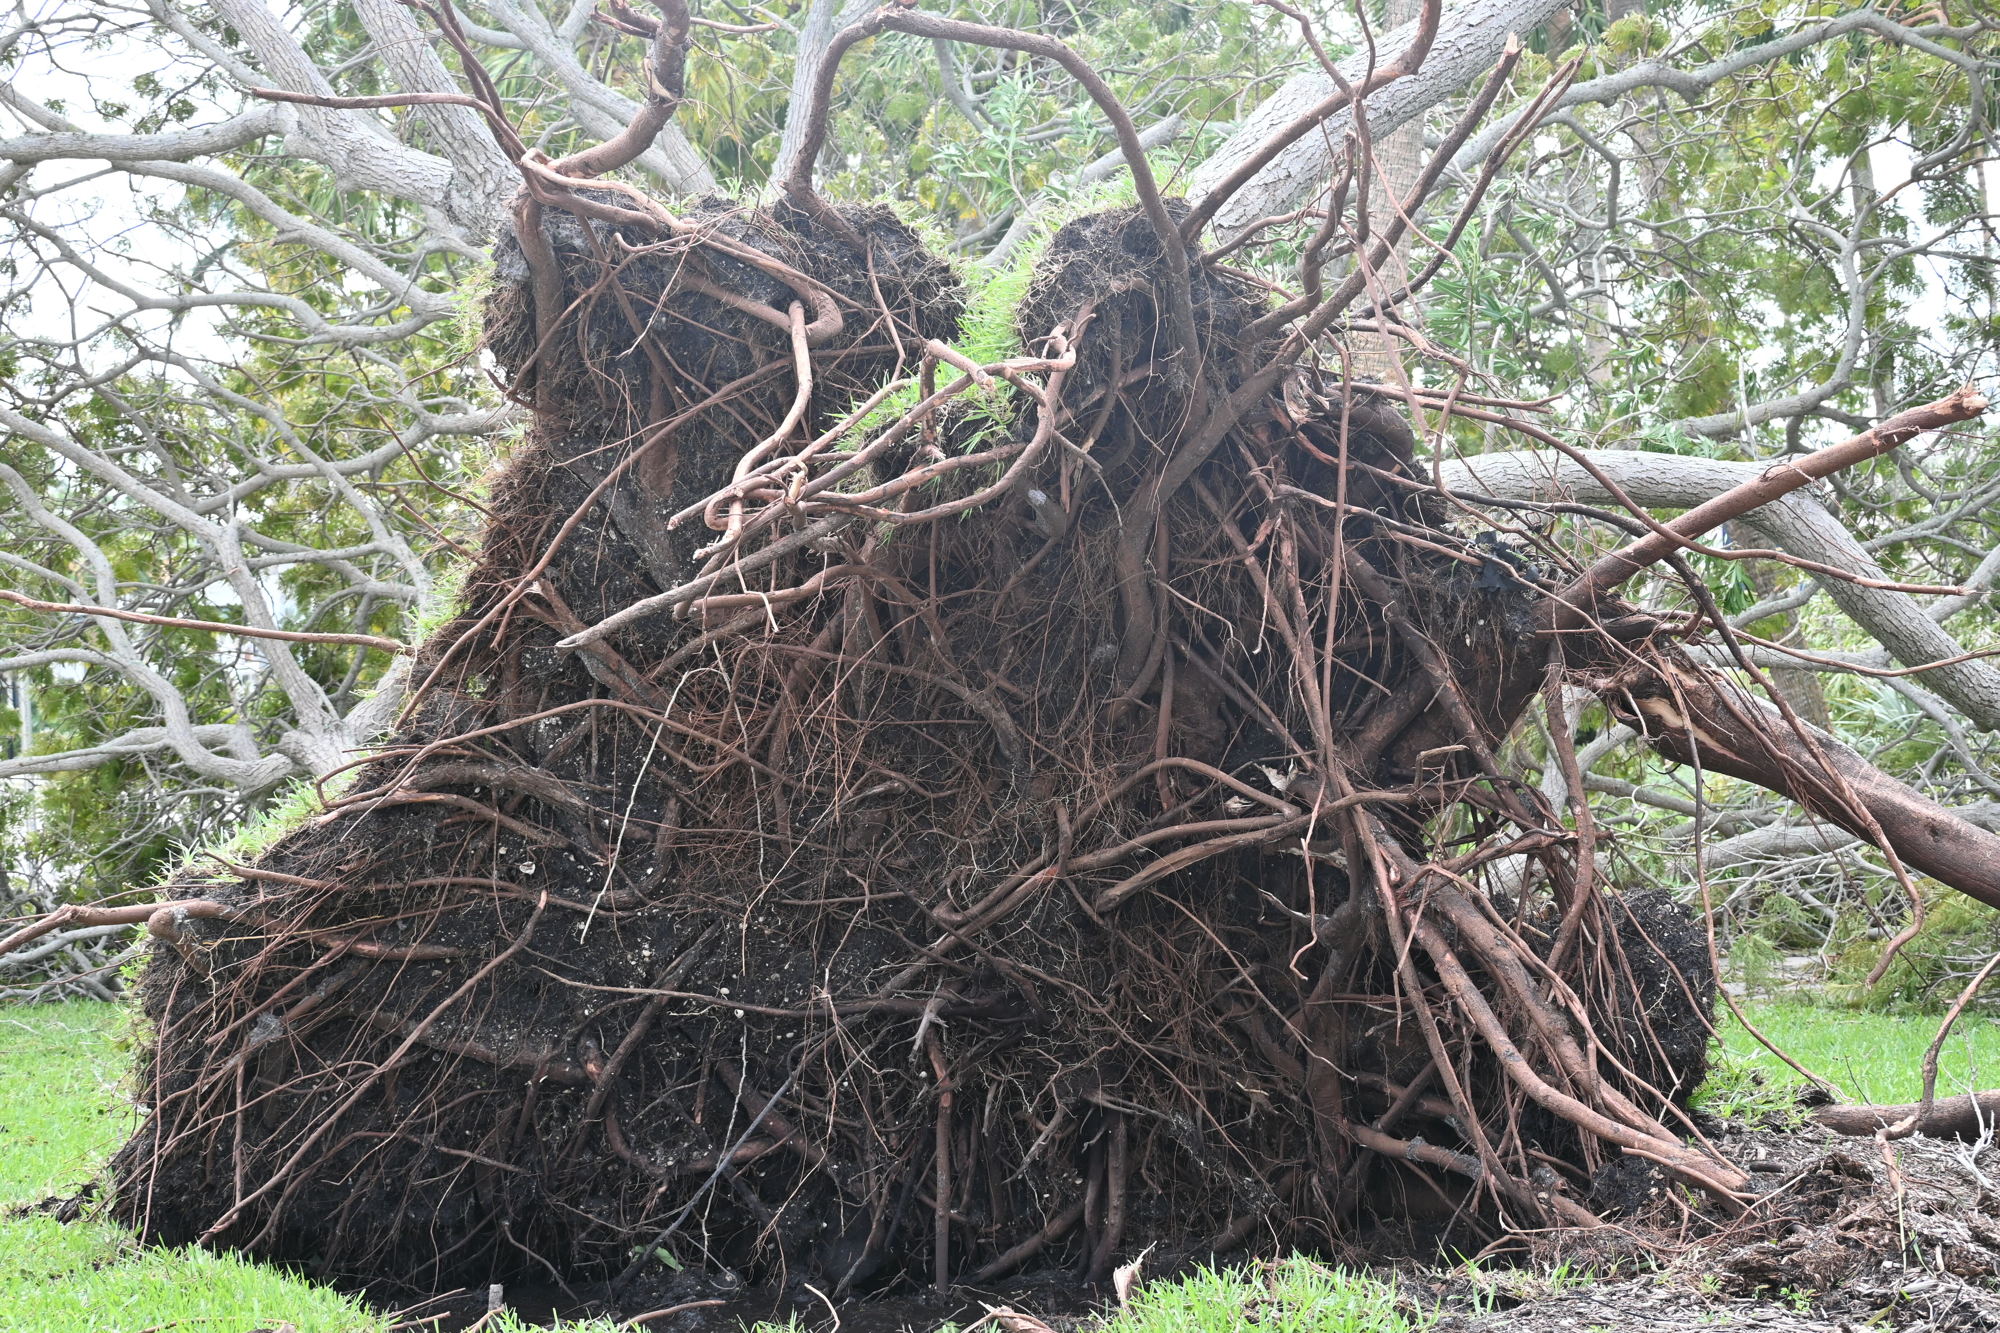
xmin=1708 ymin=1121 xmax=2000 ymax=1292
xmin=112 ymin=199 xmax=974 ymax=1291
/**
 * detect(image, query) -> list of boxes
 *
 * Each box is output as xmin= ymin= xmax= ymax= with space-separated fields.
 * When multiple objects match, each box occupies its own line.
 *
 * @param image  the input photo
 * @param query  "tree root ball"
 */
xmin=110 ymin=201 xmax=1716 ymax=1298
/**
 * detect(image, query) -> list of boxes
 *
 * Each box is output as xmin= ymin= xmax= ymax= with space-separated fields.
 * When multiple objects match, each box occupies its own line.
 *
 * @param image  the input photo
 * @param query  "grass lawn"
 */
xmin=0 ymin=1002 xmax=386 ymax=1333
xmin=0 ymin=994 xmax=1979 ymax=1331
xmin=0 ymin=1001 xmax=131 ymax=1208
xmin=1697 ymin=993 xmax=2000 ymax=1119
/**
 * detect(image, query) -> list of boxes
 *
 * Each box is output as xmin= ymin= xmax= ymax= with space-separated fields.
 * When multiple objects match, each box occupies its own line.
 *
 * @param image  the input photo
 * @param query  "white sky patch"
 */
xmin=6 ymin=12 xmax=241 ymax=366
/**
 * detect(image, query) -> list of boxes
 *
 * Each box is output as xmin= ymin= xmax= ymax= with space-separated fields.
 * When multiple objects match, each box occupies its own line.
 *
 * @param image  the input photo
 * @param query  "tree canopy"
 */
xmin=1 ymin=0 xmax=1997 ymax=998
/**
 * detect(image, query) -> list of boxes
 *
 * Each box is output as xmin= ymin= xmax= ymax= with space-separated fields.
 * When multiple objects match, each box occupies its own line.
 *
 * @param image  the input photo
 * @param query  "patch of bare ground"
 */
xmin=1426 ymin=1118 xmax=2000 ymax=1331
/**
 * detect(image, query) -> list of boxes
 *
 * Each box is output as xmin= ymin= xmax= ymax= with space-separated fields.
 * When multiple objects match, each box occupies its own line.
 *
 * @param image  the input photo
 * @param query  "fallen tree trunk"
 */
xmin=1815 ymin=1093 xmax=2000 ymax=1141
xmin=1439 ymin=448 xmax=2000 ymax=729
xmin=1705 ymin=803 xmax=2000 ymax=873
xmin=1598 ymin=655 xmax=2000 ymax=910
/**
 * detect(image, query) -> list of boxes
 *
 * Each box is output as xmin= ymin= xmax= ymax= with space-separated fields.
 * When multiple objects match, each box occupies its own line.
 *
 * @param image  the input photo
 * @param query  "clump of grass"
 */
xmin=1691 ymin=1044 xmax=1815 ymax=1128
xmin=0 ymin=1216 xmax=386 ymax=1333
xmin=222 ymin=779 xmax=330 ymax=861
xmin=1102 ymin=1257 xmax=1424 ymax=1333
xmin=1449 ymin=1253 xmax=1609 ymax=1315
xmin=402 ymin=1305 xmax=631 ymax=1331
xmin=151 ymin=770 xmax=356 ymax=893
xmin=824 ymin=173 xmax=1158 ymax=526
xmin=956 ymin=230 xmax=1045 ymax=365
xmin=409 ymin=556 xmax=472 ymax=645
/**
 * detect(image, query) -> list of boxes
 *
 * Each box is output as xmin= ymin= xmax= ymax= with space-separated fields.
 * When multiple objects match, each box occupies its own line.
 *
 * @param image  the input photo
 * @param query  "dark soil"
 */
xmin=509 ymin=1112 xmax=2000 ymax=1332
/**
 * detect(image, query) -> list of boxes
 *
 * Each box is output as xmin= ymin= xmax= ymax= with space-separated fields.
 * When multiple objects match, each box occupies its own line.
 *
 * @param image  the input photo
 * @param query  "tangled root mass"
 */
xmin=111 ymin=201 xmax=1714 ymax=1296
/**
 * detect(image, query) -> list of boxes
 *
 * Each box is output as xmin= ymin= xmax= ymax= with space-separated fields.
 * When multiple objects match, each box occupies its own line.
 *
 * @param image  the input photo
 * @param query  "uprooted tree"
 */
xmin=6 ymin=0 xmax=2000 ymax=1301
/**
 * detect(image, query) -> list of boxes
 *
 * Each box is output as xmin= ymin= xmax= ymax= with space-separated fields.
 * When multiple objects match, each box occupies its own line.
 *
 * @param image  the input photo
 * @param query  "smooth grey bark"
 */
xmin=205 ymin=0 xmax=462 ymax=213
xmin=0 ymin=109 xmax=283 ymax=165
xmin=1706 ymin=802 xmax=2000 ymax=872
xmin=1187 ymin=0 xmax=1569 ymax=239
xmin=768 ymin=0 xmax=880 ymax=196
xmin=353 ymin=0 xmax=516 ymax=237
xmin=1439 ymin=449 xmax=2000 ymax=730
xmin=480 ymin=0 xmax=718 ymax=197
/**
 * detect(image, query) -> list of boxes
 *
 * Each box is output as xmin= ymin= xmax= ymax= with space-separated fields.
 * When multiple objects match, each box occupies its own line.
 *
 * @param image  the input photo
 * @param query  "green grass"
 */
xmin=1097 ymin=1258 xmax=1424 ymax=1332
xmin=0 ymin=1215 xmax=385 ymax=1332
xmin=1695 ymin=996 xmax=2000 ymax=1121
xmin=2 ymin=994 xmax=1981 ymax=1330
xmin=0 ymin=1000 xmax=389 ymax=1333
xmin=0 ymin=1002 xmax=132 ymax=1208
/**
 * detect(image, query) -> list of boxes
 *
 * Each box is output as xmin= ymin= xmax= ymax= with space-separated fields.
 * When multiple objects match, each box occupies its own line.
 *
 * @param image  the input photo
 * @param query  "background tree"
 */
xmin=0 ymin=0 xmax=1995 ymax=1008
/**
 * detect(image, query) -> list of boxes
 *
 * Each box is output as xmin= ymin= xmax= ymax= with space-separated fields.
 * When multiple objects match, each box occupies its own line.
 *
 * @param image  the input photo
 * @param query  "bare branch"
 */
xmin=1444 ymin=442 xmax=2000 ymax=730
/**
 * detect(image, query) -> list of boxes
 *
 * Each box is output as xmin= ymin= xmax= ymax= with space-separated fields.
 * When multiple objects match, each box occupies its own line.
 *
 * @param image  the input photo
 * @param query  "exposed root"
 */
xmin=98 ymin=195 xmax=1738 ymax=1295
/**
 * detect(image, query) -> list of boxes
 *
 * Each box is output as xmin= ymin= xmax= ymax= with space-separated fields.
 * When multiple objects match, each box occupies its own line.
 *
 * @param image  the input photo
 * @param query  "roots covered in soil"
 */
xmin=111 ymin=196 xmax=1738 ymax=1299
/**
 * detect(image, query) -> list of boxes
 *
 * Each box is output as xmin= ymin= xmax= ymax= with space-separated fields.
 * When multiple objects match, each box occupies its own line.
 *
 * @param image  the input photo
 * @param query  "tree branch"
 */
xmin=1188 ymin=0 xmax=1565 ymax=238
xmin=1442 ymin=422 xmax=2000 ymax=730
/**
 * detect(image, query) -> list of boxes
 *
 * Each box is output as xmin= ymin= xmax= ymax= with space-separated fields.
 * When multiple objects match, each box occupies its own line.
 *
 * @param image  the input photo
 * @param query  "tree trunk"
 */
xmin=1349 ymin=0 xmax=1429 ymax=380
xmin=1189 ymin=0 xmax=1570 ymax=237
xmin=1743 ymin=558 xmax=1833 ymax=733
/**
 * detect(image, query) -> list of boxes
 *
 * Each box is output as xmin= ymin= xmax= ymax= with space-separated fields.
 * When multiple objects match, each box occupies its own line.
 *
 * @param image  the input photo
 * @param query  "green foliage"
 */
xmin=1827 ymin=892 xmax=2000 ymax=1012
xmin=812 ymin=0 xmax=1278 ymax=231
xmin=1424 ymin=0 xmax=1993 ymax=469
xmin=1686 ymin=553 xmax=1757 ymax=616
xmin=2 ymin=310 xmax=484 ymax=906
